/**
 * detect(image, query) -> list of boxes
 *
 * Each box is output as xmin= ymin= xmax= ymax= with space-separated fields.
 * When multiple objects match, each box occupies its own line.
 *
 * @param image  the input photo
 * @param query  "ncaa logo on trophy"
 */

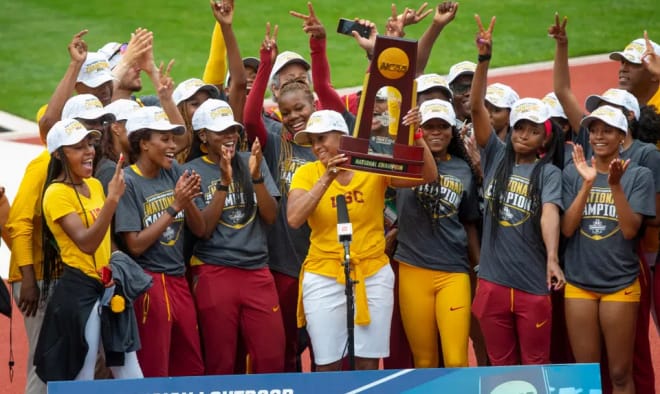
xmin=338 ymin=36 xmax=424 ymax=179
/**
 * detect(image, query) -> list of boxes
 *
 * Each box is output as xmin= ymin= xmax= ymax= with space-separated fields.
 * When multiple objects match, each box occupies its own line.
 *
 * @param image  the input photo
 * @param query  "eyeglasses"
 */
xmin=450 ymin=82 xmax=472 ymax=95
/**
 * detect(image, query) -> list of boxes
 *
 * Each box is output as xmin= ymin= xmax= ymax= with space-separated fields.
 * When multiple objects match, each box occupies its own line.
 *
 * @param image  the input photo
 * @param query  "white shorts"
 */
xmin=302 ymin=264 xmax=394 ymax=365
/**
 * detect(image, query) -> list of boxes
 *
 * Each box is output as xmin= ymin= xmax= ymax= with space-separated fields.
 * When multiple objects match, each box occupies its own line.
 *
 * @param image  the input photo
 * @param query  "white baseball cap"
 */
xmin=509 ymin=98 xmax=551 ymax=127
xmin=62 ymin=94 xmax=114 ymax=122
xmin=125 ymin=106 xmax=185 ymax=135
xmin=610 ymin=38 xmax=660 ymax=65
xmin=192 ymin=99 xmax=244 ymax=133
xmin=585 ymin=88 xmax=640 ymax=120
xmin=542 ymin=92 xmax=567 ymax=120
xmin=269 ymin=51 xmax=310 ymax=83
xmin=98 ymin=42 xmax=127 ymax=70
xmin=485 ymin=83 xmax=520 ymax=109
xmin=581 ymin=105 xmax=629 ymax=134
xmin=447 ymin=61 xmax=476 ymax=85
xmin=420 ymin=99 xmax=456 ymax=126
xmin=172 ymin=78 xmax=221 ymax=106
xmin=416 ymin=73 xmax=452 ymax=99
xmin=47 ymin=118 xmax=101 ymax=154
xmin=293 ymin=110 xmax=349 ymax=146
xmin=77 ymin=52 xmax=115 ymax=88
xmin=104 ymin=99 xmax=141 ymax=121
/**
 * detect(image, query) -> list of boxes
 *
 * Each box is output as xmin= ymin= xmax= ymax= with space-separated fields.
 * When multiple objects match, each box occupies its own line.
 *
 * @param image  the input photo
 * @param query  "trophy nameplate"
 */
xmin=338 ymin=36 xmax=423 ymax=179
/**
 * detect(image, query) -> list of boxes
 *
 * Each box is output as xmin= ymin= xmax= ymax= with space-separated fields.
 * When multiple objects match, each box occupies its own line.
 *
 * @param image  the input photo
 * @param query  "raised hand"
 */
xmin=398 ymin=2 xmax=433 ymax=26
xmin=249 ymin=138 xmax=263 ymax=179
xmin=157 ymin=60 xmax=176 ymax=100
xmin=107 ymin=153 xmax=126 ymax=203
xmin=121 ymin=28 xmax=153 ymax=72
xmin=173 ymin=170 xmax=203 ymax=211
xmin=402 ymin=106 xmax=421 ymax=129
xmin=642 ymin=30 xmax=660 ymax=77
xmin=386 ymin=4 xmax=409 ymax=37
xmin=571 ymin=144 xmax=597 ymax=183
xmin=219 ymin=145 xmax=233 ymax=185
xmin=474 ymin=14 xmax=496 ymax=55
xmin=290 ymin=2 xmax=326 ymax=39
xmin=351 ymin=19 xmax=377 ymax=55
xmin=260 ymin=22 xmax=279 ymax=63
xmin=433 ymin=2 xmax=459 ymax=27
xmin=211 ymin=0 xmax=234 ymax=26
xmin=608 ymin=158 xmax=630 ymax=186
xmin=548 ymin=12 xmax=568 ymax=45
xmin=68 ymin=30 xmax=89 ymax=63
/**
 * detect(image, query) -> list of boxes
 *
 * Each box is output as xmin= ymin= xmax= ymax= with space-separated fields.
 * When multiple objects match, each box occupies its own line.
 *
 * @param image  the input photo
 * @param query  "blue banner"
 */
xmin=48 ymin=363 xmax=601 ymax=394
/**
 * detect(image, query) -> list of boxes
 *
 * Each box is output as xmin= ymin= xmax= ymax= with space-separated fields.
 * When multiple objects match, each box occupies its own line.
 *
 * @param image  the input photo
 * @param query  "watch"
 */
xmin=165 ymin=206 xmax=179 ymax=218
xmin=251 ymin=176 xmax=265 ymax=184
xmin=216 ymin=181 xmax=229 ymax=192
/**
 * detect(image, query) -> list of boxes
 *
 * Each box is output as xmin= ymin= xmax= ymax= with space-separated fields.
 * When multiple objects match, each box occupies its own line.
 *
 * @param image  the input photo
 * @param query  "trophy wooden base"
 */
xmin=338 ymin=135 xmax=424 ymax=179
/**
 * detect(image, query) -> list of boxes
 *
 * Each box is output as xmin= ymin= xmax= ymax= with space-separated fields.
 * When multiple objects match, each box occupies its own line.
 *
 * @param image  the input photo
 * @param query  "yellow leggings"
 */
xmin=398 ymin=262 xmax=471 ymax=368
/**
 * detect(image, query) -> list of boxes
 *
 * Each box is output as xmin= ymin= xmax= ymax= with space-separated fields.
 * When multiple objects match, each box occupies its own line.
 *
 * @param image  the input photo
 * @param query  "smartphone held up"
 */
xmin=337 ymin=18 xmax=371 ymax=39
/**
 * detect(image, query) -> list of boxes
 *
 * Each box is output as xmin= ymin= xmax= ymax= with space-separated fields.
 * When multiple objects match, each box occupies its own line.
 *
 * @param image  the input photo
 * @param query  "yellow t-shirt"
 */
xmin=43 ymin=178 xmax=110 ymax=281
xmin=7 ymin=150 xmax=49 ymax=282
xmin=290 ymin=161 xmax=390 ymax=326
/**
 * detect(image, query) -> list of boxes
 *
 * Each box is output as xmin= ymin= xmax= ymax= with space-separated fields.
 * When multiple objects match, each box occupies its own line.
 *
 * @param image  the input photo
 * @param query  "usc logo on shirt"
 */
xmin=330 ymin=191 xmax=364 ymax=208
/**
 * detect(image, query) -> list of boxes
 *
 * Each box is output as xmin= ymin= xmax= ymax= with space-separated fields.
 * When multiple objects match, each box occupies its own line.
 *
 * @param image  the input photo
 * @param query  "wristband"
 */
xmin=251 ymin=176 xmax=265 ymax=184
xmin=414 ymin=129 xmax=424 ymax=140
xmin=165 ymin=206 xmax=179 ymax=218
xmin=478 ymin=53 xmax=492 ymax=63
xmin=216 ymin=181 xmax=229 ymax=192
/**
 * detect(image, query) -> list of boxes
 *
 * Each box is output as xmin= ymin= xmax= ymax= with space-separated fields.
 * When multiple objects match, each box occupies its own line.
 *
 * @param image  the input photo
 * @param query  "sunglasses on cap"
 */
xmin=109 ymin=43 xmax=129 ymax=61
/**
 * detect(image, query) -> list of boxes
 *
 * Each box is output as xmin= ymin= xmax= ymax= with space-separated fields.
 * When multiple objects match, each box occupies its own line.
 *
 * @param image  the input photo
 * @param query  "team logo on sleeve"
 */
xmin=415 ymin=174 xmax=464 ymax=220
xmin=485 ymin=175 xmax=532 ymax=227
xmin=580 ymin=186 xmax=619 ymax=240
xmin=143 ymin=191 xmax=182 ymax=246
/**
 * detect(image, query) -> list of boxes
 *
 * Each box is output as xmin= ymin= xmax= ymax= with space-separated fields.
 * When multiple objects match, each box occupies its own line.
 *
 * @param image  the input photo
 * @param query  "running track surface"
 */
xmin=0 ymin=58 xmax=659 ymax=393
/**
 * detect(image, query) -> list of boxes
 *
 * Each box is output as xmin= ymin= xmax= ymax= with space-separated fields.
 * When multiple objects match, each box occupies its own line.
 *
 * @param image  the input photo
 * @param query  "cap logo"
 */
xmin=85 ymin=59 xmax=110 ymax=74
xmin=154 ymin=110 xmax=169 ymax=122
xmin=64 ymin=120 xmax=82 ymax=135
xmin=624 ymin=41 xmax=645 ymax=54
xmin=377 ymin=47 xmax=410 ymax=80
xmin=424 ymin=103 xmax=449 ymax=115
xmin=84 ymin=98 xmax=102 ymax=109
xmin=184 ymin=79 xmax=204 ymax=90
xmin=210 ymin=106 xmax=233 ymax=119
xmin=307 ymin=114 xmax=322 ymax=126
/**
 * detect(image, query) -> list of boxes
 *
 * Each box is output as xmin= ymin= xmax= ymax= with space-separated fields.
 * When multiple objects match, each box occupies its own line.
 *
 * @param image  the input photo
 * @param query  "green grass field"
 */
xmin=0 ymin=0 xmax=657 ymax=120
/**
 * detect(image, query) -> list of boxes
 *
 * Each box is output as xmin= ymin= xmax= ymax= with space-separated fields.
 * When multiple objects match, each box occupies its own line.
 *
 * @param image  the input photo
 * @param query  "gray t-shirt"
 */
xmin=262 ymin=120 xmax=315 ymax=277
xmin=621 ymin=139 xmax=660 ymax=193
xmin=478 ymin=132 xmax=564 ymax=295
xmin=395 ymin=155 xmax=479 ymax=272
xmin=368 ymin=135 xmax=394 ymax=155
xmin=186 ymin=154 xmax=279 ymax=269
xmin=95 ymin=158 xmax=116 ymax=195
xmin=115 ymin=162 xmax=198 ymax=276
xmin=563 ymin=163 xmax=655 ymax=293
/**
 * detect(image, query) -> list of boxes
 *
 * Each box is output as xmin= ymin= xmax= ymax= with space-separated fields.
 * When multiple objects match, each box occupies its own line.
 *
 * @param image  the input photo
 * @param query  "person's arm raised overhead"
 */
xmin=642 ymin=30 xmax=660 ymax=78
xmin=291 ymin=2 xmax=345 ymax=113
xmin=243 ymin=23 xmax=278 ymax=147
xmin=39 ymin=30 xmax=88 ymax=143
xmin=212 ymin=0 xmax=248 ymax=122
xmin=111 ymin=28 xmax=152 ymax=101
xmin=417 ymin=2 xmax=457 ymax=75
xmin=549 ymin=13 xmax=583 ymax=133
xmin=470 ymin=14 xmax=496 ymax=149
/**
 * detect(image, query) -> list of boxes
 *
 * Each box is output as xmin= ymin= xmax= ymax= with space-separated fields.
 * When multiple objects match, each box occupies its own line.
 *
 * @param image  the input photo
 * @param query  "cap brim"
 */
xmin=150 ymin=122 xmax=186 ymax=135
xmin=609 ymin=52 xmax=640 ymax=64
xmin=79 ymin=74 xmax=116 ymax=88
xmin=581 ymin=115 xmax=626 ymax=134
xmin=206 ymin=121 xmax=245 ymax=134
xmin=585 ymin=95 xmax=605 ymax=113
xmin=448 ymin=71 xmax=474 ymax=85
xmin=77 ymin=108 xmax=115 ymax=122
xmin=293 ymin=131 xmax=313 ymax=146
